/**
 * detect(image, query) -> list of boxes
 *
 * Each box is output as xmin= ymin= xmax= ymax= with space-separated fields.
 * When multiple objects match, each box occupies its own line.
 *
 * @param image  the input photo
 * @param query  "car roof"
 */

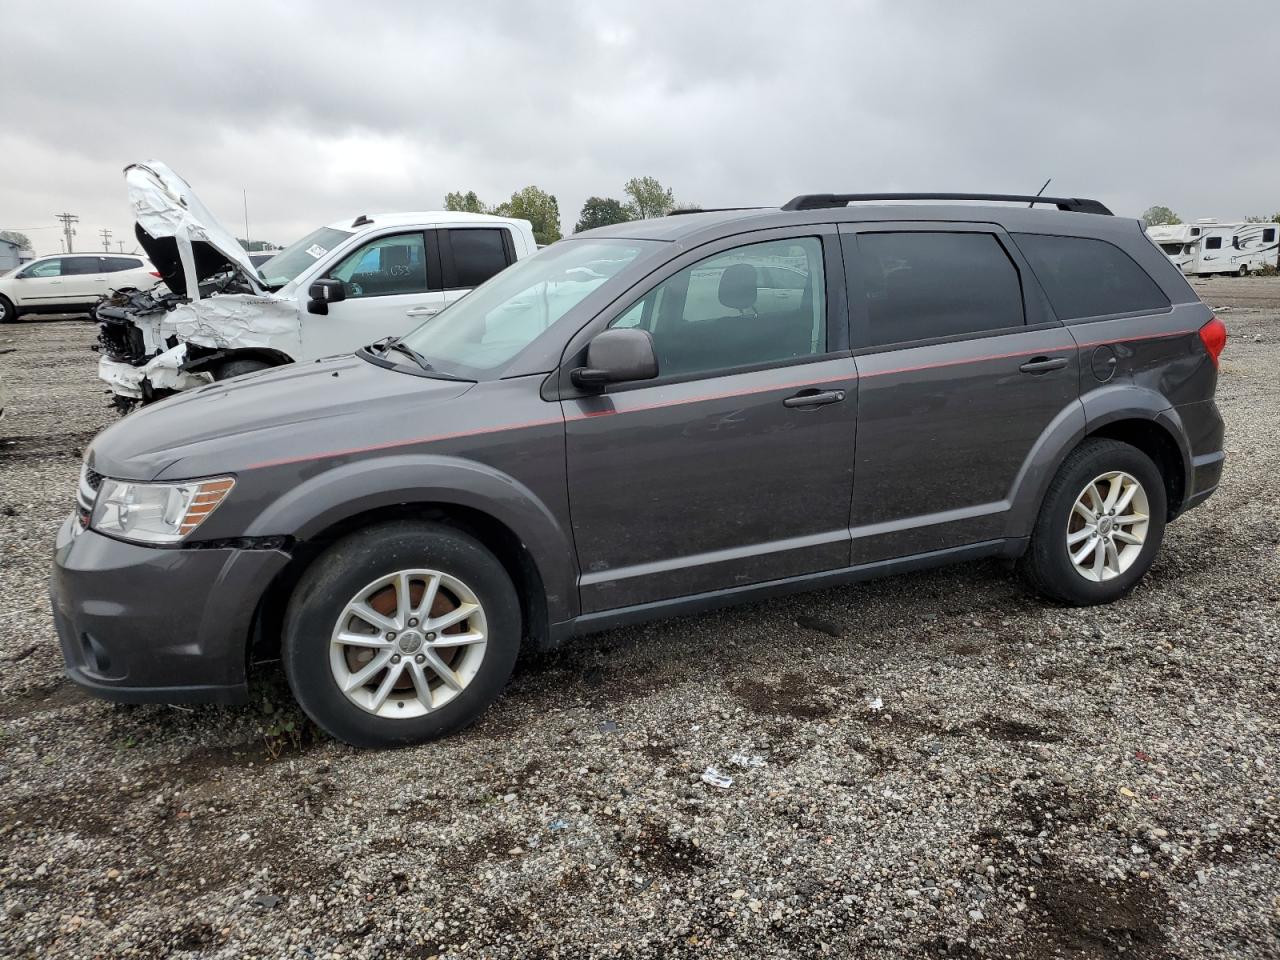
xmin=322 ymin=211 xmax=530 ymax=232
xmin=33 ymin=251 xmax=148 ymax=259
xmin=577 ymin=203 xmax=1143 ymax=246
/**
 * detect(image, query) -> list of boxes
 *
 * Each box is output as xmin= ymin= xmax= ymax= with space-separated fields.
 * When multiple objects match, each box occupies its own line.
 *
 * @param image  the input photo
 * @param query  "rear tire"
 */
xmin=0 ymin=295 xmax=15 ymax=324
xmin=283 ymin=521 xmax=521 ymax=748
xmin=212 ymin=357 xmax=272 ymax=380
xmin=1019 ymin=438 xmax=1167 ymax=606
xmin=1238 ymin=265 xmax=1249 ymax=277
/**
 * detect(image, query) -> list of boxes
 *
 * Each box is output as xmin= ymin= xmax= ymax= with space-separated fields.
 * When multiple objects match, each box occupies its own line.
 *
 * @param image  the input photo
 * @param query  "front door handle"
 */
xmin=406 ymin=306 xmax=441 ymax=318
xmin=783 ymin=388 xmax=846 ymax=408
xmin=1019 ymin=356 xmax=1068 ymax=375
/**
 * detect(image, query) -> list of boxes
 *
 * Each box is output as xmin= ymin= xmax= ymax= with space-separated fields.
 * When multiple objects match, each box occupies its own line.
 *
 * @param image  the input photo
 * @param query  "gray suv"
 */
xmin=51 ymin=193 xmax=1227 ymax=747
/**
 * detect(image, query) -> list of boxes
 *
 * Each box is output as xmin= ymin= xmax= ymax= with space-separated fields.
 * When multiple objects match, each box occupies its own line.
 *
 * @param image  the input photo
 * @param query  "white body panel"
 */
xmin=0 ymin=254 xmax=156 ymax=311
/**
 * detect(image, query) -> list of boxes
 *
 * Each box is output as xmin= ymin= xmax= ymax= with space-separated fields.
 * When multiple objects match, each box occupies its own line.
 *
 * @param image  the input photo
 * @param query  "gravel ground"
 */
xmin=0 ymin=280 xmax=1277 ymax=959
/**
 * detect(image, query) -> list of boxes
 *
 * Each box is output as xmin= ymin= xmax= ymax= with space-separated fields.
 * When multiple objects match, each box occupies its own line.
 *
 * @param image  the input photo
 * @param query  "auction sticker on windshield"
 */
xmin=305 ymin=244 xmax=328 ymax=258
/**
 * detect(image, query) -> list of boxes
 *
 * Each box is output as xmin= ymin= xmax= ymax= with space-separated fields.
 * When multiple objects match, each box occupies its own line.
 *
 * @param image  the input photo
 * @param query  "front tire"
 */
xmin=1019 ymin=438 xmax=1167 ymax=606
xmin=283 ymin=521 xmax=521 ymax=748
xmin=213 ymin=357 xmax=272 ymax=380
xmin=0 ymin=294 xmax=15 ymax=324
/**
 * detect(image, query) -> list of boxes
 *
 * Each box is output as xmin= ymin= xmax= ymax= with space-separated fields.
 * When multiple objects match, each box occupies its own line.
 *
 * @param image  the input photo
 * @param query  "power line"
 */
xmin=55 ymin=212 xmax=79 ymax=253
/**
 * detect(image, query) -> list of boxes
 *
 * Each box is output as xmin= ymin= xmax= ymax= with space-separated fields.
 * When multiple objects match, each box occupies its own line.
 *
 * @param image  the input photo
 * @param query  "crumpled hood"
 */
xmin=89 ymin=356 xmax=473 ymax=480
xmin=126 ymin=160 xmax=266 ymax=299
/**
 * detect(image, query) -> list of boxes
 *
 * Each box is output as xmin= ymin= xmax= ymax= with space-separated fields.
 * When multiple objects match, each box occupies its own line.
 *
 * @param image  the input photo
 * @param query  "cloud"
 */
xmin=2 ymin=0 xmax=1277 ymax=255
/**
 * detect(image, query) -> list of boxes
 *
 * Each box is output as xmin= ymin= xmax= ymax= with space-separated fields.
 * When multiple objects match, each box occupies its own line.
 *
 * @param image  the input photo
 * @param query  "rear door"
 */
xmin=61 ymin=255 xmax=110 ymax=302
xmin=439 ymin=227 xmax=517 ymax=309
xmin=841 ymin=223 xmax=1080 ymax=563
xmin=304 ymin=231 xmax=445 ymax=357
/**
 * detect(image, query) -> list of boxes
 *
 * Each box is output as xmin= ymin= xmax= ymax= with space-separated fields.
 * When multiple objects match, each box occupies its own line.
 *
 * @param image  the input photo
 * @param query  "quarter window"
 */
xmin=1015 ymin=233 xmax=1170 ymax=320
xmin=329 ymin=233 xmax=430 ymax=298
xmin=849 ymin=232 xmax=1024 ymax=347
xmin=447 ymin=229 xmax=511 ymax=289
xmin=608 ymin=237 xmax=827 ymax=379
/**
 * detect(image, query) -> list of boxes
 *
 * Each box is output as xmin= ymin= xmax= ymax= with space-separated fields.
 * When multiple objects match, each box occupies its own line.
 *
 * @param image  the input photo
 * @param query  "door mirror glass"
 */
xmin=307 ymin=278 xmax=347 ymax=315
xmin=572 ymin=328 xmax=658 ymax=388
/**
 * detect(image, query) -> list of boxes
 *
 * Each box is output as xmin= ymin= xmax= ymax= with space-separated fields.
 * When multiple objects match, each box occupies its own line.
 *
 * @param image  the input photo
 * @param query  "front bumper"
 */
xmin=98 ymin=348 xmax=211 ymax=401
xmin=49 ymin=516 xmax=290 ymax=704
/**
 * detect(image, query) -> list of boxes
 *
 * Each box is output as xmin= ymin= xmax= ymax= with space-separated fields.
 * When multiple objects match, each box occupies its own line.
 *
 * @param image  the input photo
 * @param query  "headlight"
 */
xmin=91 ymin=476 xmax=235 ymax=544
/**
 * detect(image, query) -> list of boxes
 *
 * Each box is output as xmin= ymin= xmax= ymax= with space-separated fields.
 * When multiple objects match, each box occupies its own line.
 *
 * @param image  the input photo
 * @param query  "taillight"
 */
xmin=149 ymin=271 xmax=162 ymax=278
xmin=1198 ymin=316 xmax=1227 ymax=368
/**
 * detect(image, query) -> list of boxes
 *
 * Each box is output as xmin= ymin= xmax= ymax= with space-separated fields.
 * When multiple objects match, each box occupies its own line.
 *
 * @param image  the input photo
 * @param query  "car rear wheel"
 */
xmin=1019 ymin=438 xmax=1167 ymax=606
xmin=0 ymin=295 xmax=15 ymax=324
xmin=283 ymin=521 xmax=521 ymax=747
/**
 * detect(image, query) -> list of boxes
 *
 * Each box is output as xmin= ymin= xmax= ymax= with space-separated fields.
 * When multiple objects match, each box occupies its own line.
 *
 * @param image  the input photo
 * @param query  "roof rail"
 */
xmin=780 ymin=193 xmax=1113 ymax=216
xmin=668 ymin=206 xmax=768 ymax=216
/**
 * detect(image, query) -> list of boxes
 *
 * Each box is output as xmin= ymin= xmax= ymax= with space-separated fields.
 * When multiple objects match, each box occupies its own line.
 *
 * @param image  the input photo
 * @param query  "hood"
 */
xmin=125 ymin=160 xmax=266 ymax=299
xmin=89 ymin=355 xmax=473 ymax=480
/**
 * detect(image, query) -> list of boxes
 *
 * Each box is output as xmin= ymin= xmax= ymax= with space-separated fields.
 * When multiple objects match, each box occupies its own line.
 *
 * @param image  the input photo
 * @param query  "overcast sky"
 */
xmin=2 ymin=1 xmax=1278 ymax=256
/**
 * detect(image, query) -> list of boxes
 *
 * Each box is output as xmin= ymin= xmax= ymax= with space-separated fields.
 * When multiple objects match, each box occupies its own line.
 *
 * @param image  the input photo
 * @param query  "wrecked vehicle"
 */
xmin=96 ymin=161 xmax=537 ymax=408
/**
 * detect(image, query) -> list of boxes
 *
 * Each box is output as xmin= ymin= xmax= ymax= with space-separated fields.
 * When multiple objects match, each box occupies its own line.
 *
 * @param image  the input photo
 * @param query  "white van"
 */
xmin=97 ymin=161 xmax=536 ymax=407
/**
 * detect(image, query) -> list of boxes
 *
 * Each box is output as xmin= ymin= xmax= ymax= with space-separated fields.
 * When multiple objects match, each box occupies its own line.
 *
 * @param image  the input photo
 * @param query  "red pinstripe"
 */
xmin=244 ymin=327 xmax=1201 ymax=470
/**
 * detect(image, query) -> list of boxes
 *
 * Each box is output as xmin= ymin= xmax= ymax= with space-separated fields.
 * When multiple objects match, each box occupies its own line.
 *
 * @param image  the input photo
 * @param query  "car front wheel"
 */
xmin=1019 ymin=438 xmax=1167 ymax=606
xmin=283 ymin=521 xmax=521 ymax=747
xmin=0 ymin=295 xmax=15 ymax=324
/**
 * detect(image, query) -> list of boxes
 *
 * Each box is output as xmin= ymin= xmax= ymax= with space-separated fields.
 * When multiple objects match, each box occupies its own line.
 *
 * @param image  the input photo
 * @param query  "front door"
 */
xmin=12 ymin=257 xmax=65 ymax=307
xmin=562 ymin=230 xmax=858 ymax=613
xmin=840 ymin=224 xmax=1080 ymax=563
xmin=304 ymin=231 xmax=445 ymax=357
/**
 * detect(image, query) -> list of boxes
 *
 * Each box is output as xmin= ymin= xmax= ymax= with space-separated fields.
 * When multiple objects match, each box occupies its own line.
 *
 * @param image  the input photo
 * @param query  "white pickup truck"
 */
xmin=97 ymin=161 xmax=537 ymax=408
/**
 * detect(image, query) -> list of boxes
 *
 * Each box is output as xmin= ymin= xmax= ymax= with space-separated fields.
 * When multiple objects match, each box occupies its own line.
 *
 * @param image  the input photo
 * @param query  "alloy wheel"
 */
xmin=329 ymin=568 xmax=488 ymax=718
xmin=1065 ymin=471 xmax=1150 ymax=582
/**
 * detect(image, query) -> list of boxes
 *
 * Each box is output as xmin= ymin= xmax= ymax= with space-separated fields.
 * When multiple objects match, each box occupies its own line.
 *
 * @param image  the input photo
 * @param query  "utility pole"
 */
xmin=117 ymin=241 xmax=125 ymax=253
xmin=243 ymin=188 xmax=250 ymax=251
xmin=99 ymin=227 xmax=112 ymax=251
xmin=55 ymin=212 xmax=79 ymax=253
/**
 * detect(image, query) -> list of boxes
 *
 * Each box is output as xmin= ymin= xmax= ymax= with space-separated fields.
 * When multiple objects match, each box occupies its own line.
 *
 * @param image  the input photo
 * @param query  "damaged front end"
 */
xmin=96 ymin=159 xmax=301 ymax=411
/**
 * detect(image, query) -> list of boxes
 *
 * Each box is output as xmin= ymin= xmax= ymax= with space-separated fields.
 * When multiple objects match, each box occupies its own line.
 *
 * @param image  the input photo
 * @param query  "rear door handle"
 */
xmin=1019 ymin=356 xmax=1068 ymax=374
xmin=406 ymin=306 xmax=441 ymax=318
xmin=783 ymin=388 xmax=846 ymax=408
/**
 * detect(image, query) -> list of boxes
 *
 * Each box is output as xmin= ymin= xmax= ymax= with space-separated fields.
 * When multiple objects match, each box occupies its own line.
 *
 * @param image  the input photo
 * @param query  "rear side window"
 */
xmin=62 ymin=257 xmax=103 ymax=275
xmin=105 ymin=257 xmax=142 ymax=272
xmin=1014 ymin=233 xmax=1170 ymax=320
xmin=446 ymin=229 xmax=511 ymax=289
xmin=849 ymin=232 xmax=1024 ymax=347
xmin=1204 ymin=237 xmax=1222 ymax=250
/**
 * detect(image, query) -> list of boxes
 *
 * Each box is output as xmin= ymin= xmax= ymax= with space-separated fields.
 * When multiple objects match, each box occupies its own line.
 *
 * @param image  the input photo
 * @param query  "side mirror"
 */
xmin=306 ymin=278 xmax=346 ymax=315
xmin=571 ymin=328 xmax=658 ymax=389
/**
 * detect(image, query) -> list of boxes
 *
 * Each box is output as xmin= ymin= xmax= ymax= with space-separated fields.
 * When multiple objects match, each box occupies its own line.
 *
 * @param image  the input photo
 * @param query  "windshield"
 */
xmin=397 ymin=239 xmax=659 ymax=377
xmin=256 ymin=226 xmax=354 ymax=287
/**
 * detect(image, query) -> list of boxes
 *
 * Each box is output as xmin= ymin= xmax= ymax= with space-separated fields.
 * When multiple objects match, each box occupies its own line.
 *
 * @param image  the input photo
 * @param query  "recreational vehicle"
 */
xmin=1148 ymin=219 xmax=1279 ymax=276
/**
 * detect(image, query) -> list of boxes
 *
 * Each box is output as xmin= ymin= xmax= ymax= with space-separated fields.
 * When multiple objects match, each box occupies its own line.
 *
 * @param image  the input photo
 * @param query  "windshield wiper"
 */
xmin=385 ymin=339 xmax=434 ymax=371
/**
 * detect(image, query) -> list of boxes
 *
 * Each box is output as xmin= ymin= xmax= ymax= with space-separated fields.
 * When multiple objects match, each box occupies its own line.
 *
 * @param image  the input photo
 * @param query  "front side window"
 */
xmin=329 ymin=233 xmax=429 ymax=299
xmin=1015 ymin=234 xmax=1169 ymax=320
xmin=397 ymin=238 xmax=657 ymax=377
xmin=608 ymin=237 xmax=827 ymax=378
xmin=23 ymin=258 xmax=62 ymax=278
xmin=849 ymin=232 xmax=1024 ymax=347
xmin=447 ymin=229 xmax=510 ymax=289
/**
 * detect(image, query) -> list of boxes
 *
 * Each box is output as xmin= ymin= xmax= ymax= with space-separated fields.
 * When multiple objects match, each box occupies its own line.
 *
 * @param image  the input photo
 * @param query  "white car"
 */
xmin=0 ymin=253 xmax=158 ymax=323
xmin=97 ymin=160 xmax=538 ymax=406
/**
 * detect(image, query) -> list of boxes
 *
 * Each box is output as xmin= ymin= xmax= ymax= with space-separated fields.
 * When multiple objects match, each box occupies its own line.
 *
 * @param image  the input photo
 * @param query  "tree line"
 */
xmin=444 ymin=176 xmax=698 ymax=245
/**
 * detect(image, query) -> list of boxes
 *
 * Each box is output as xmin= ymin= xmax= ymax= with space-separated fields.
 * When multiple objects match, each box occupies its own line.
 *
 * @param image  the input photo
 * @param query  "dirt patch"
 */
xmin=731 ymin=671 xmax=840 ymax=719
xmin=0 ymin=677 xmax=90 ymax=721
xmin=615 ymin=821 xmax=709 ymax=876
xmin=1016 ymin=870 xmax=1172 ymax=959
xmin=955 ymin=713 xmax=1066 ymax=744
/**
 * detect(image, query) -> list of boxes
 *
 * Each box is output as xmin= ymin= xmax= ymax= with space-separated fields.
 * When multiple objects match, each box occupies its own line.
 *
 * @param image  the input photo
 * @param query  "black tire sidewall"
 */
xmin=0 ymin=295 xmax=15 ymax=323
xmin=215 ymin=358 xmax=271 ymax=380
xmin=1029 ymin=440 xmax=1168 ymax=606
xmin=283 ymin=522 xmax=521 ymax=748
